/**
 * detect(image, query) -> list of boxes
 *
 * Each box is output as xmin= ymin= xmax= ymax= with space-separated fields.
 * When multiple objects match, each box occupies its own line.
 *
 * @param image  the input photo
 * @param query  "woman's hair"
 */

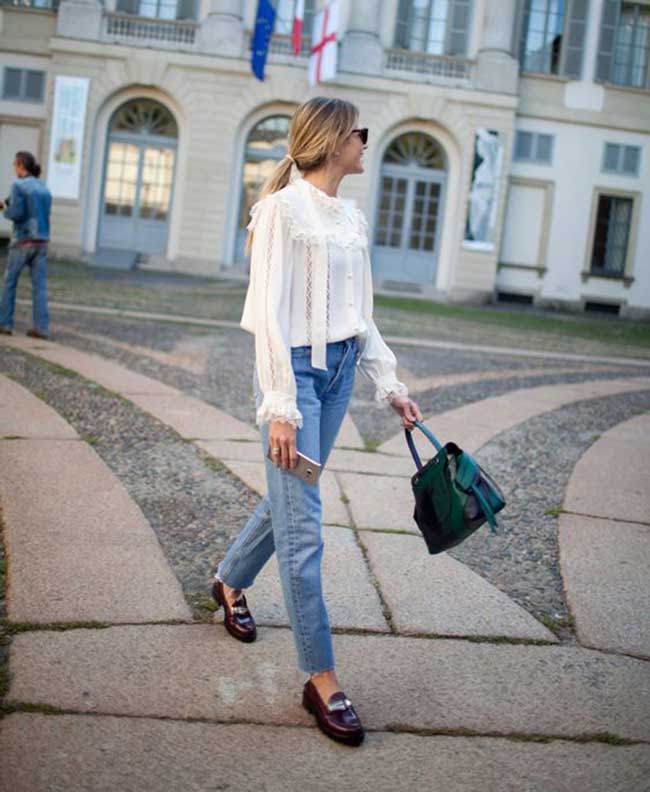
xmin=15 ymin=151 xmax=41 ymax=178
xmin=245 ymin=97 xmax=359 ymax=255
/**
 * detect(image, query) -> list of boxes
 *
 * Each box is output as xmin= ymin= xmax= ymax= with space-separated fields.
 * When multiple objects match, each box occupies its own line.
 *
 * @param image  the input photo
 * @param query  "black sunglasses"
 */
xmin=352 ymin=128 xmax=369 ymax=145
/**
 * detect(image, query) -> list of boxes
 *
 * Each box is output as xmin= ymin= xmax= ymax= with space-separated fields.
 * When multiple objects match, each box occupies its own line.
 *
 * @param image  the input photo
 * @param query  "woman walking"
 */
xmin=212 ymin=97 xmax=422 ymax=746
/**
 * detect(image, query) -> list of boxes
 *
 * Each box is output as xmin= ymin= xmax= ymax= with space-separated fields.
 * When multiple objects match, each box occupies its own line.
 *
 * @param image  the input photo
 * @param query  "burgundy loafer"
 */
xmin=302 ymin=679 xmax=365 ymax=746
xmin=212 ymin=580 xmax=257 ymax=643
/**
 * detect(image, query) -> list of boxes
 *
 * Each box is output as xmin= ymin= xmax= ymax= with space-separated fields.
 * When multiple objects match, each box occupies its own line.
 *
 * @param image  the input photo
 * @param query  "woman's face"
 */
xmin=337 ymin=127 xmax=368 ymax=175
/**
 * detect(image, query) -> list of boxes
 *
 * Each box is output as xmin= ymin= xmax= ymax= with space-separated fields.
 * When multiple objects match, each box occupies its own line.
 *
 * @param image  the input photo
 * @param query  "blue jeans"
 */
xmin=216 ymin=336 xmax=359 ymax=674
xmin=0 ymin=244 xmax=49 ymax=334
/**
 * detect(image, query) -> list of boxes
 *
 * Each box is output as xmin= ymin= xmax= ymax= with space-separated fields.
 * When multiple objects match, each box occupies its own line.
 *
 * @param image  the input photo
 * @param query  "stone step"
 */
xmin=3 ymin=713 xmax=649 ymax=792
xmin=360 ymin=531 xmax=557 ymax=642
xmin=0 ymin=373 xmax=78 ymax=440
xmin=0 ymin=438 xmax=191 ymax=624
xmin=379 ymin=377 xmax=650 ymax=456
xmin=8 ymin=626 xmax=649 ymax=741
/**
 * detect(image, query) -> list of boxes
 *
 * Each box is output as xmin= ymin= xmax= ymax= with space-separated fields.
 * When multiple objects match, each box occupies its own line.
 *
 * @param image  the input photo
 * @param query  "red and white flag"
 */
xmin=308 ymin=0 xmax=339 ymax=85
xmin=292 ymin=0 xmax=305 ymax=56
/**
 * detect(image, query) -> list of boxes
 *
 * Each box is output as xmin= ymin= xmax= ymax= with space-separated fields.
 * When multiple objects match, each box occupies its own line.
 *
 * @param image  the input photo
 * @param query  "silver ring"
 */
xmin=272 ymin=448 xmax=281 ymax=455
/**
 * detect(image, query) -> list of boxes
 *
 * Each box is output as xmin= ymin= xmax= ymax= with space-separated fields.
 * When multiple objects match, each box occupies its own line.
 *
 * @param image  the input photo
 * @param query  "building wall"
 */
xmin=0 ymin=0 xmax=648 ymax=314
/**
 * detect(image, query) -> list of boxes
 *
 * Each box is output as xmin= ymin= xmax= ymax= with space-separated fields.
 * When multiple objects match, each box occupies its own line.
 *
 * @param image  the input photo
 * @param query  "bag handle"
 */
xmin=470 ymin=483 xmax=498 ymax=533
xmin=405 ymin=421 xmax=443 ymax=470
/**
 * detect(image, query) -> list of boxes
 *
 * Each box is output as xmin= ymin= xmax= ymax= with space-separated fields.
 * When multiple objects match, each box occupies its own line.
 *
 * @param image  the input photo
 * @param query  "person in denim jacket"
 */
xmin=0 ymin=151 xmax=52 ymax=339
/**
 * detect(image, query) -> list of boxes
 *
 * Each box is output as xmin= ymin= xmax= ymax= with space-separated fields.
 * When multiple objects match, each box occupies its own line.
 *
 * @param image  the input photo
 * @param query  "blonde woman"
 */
xmin=213 ymin=97 xmax=422 ymax=746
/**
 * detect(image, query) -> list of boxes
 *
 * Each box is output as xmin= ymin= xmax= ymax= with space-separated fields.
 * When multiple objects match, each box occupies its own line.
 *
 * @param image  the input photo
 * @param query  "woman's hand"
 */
xmin=269 ymin=420 xmax=298 ymax=470
xmin=390 ymin=395 xmax=423 ymax=431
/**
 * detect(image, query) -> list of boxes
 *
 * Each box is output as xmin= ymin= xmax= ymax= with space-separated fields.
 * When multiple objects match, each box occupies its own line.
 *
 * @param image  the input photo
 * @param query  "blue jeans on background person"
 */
xmin=216 ymin=336 xmax=360 ymax=674
xmin=0 ymin=244 xmax=49 ymax=334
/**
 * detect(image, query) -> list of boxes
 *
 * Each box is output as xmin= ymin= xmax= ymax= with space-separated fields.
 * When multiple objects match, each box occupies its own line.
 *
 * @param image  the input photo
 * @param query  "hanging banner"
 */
xmin=46 ymin=75 xmax=90 ymax=200
xmin=309 ymin=0 xmax=339 ymax=86
xmin=464 ymin=128 xmax=503 ymax=251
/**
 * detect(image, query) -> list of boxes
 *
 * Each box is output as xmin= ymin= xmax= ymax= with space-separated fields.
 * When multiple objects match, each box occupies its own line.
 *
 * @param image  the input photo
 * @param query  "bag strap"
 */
xmin=405 ymin=421 xmax=443 ymax=470
xmin=470 ymin=483 xmax=498 ymax=533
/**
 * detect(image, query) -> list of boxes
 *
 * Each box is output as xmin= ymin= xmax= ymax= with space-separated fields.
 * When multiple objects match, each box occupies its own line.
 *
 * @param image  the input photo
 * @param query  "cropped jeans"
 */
xmin=216 ymin=336 xmax=359 ymax=674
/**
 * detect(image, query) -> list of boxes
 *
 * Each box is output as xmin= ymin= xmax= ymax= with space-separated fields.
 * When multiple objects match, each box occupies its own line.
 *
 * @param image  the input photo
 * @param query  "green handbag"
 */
xmin=405 ymin=421 xmax=506 ymax=555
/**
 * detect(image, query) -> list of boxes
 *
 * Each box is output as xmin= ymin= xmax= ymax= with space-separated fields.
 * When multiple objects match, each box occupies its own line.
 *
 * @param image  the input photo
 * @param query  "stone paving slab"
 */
xmin=326 ymin=447 xmax=414 ymax=477
xmin=3 ymin=715 xmax=649 ymax=792
xmin=361 ymin=531 xmax=557 ymax=642
xmin=244 ymin=525 xmax=388 ymax=632
xmin=127 ymin=392 xmax=258 ymax=441
xmin=0 ymin=440 xmax=191 ymax=624
xmin=0 ymin=373 xmax=78 ymax=440
xmin=222 ymin=460 xmax=350 ymax=526
xmin=337 ymin=471 xmax=416 ymax=533
xmin=379 ymin=377 xmax=650 ymax=456
xmin=563 ymin=412 xmax=650 ymax=524
xmin=559 ymin=514 xmax=650 ymax=659
xmin=8 ymin=626 xmax=650 ymax=740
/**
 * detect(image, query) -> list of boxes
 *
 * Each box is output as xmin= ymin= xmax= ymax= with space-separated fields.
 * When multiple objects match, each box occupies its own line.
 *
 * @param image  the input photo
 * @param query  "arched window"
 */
xmin=373 ymin=132 xmax=447 ymax=287
xmin=235 ymin=115 xmax=290 ymax=265
xmin=394 ymin=0 xmax=472 ymax=56
xmin=99 ymin=98 xmax=178 ymax=260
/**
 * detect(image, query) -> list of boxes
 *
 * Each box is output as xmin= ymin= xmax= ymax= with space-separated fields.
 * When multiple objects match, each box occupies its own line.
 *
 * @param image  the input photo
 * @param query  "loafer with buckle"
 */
xmin=211 ymin=580 xmax=257 ymax=643
xmin=302 ymin=679 xmax=365 ymax=746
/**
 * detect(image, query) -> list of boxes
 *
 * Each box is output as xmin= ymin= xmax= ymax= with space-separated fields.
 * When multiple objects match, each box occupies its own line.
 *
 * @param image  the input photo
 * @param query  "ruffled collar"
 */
xmin=299 ymin=177 xmax=345 ymax=213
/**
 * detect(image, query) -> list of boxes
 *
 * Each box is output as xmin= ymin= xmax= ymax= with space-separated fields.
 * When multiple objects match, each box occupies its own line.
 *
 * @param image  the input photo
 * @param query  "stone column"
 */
xmin=56 ymin=0 xmax=103 ymax=41
xmin=199 ymin=0 xmax=245 ymax=57
xmin=339 ymin=0 xmax=384 ymax=75
xmin=474 ymin=0 xmax=519 ymax=94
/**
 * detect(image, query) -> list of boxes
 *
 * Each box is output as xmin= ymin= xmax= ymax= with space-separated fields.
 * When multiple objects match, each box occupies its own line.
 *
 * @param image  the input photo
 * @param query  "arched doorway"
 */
xmin=98 ymin=98 xmax=178 ymax=261
xmin=235 ymin=114 xmax=290 ymax=267
xmin=373 ymin=132 xmax=447 ymax=286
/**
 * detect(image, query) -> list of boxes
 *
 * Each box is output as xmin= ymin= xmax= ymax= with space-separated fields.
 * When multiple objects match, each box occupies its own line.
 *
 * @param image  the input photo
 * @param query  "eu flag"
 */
xmin=251 ymin=0 xmax=276 ymax=82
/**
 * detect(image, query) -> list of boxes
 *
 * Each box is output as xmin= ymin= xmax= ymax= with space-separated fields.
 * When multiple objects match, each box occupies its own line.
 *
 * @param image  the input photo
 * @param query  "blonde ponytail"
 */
xmin=245 ymin=97 xmax=359 ymax=257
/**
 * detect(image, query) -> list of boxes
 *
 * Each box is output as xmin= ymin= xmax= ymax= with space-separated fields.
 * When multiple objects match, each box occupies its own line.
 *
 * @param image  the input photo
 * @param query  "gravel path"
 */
xmin=28 ymin=310 xmax=650 ymax=450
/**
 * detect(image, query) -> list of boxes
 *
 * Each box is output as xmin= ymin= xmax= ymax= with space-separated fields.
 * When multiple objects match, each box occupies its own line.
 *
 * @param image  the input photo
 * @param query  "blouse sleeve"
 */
xmin=356 ymin=240 xmax=409 ymax=406
xmin=248 ymin=196 xmax=303 ymax=429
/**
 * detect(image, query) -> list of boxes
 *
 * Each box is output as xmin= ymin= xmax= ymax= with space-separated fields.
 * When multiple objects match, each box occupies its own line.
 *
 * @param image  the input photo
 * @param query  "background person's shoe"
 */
xmin=211 ymin=580 xmax=257 ymax=643
xmin=302 ymin=679 xmax=365 ymax=746
xmin=26 ymin=329 xmax=49 ymax=340
xmin=0 ymin=328 xmax=12 ymax=335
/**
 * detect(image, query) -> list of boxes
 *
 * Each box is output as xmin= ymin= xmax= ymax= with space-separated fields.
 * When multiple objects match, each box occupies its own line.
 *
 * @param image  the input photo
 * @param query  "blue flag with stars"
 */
xmin=251 ymin=0 xmax=276 ymax=82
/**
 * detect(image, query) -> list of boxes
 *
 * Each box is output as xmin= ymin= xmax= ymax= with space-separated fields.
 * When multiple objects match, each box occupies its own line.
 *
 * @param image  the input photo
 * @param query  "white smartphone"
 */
xmin=267 ymin=447 xmax=322 ymax=486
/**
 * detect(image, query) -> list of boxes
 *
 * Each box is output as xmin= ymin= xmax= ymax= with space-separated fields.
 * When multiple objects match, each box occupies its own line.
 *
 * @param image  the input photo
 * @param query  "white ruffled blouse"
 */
xmin=240 ymin=168 xmax=408 ymax=429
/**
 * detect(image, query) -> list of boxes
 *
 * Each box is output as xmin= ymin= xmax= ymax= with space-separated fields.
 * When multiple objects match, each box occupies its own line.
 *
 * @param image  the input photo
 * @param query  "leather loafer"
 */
xmin=212 ymin=580 xmax=257 ymax=643
xmin=302 ymin=679 xmax=365 ymax=746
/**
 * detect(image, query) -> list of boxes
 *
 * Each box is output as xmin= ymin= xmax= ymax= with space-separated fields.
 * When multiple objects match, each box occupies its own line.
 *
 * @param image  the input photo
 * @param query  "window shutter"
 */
xmin=115 ymin=0 xmax=139 ymax=14
xmin=535 ymin=134 xmax=553 ymax=163
xmin=596 ymin=0 xmax=620 ymax=83
xmin=603 ymin=142 xmax=620 ymax=171
xmin=394 ymin=0 xmax=412 ymax=48
xmin=176 ymin=0 xmax=196 ymax=20
xmin=562 ymin=0 xmax=589 ymax=78
xmin=511 ymin=0 xmax=527 ymax=61
xmin=515 ymin=131 xmax=533 ymax=160
xmin=622 ymin=146 xmax=640 ymax=176
xmin=447 ymin=0 xmax=472 ymax=56
xmin=25 ymin=70 xmax=45 ymax=101
xmin=3 ymin=67 xmax=22 ymax=99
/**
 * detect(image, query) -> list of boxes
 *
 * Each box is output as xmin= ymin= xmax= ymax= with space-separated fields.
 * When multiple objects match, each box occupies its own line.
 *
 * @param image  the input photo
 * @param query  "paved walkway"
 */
xmin=1 ymin=333 xmax=649 ymax=791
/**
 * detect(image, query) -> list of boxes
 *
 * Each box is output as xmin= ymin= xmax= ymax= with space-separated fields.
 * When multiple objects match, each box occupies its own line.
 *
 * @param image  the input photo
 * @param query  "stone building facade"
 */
xmin=0 ymin=0 xmax=648 ymax=316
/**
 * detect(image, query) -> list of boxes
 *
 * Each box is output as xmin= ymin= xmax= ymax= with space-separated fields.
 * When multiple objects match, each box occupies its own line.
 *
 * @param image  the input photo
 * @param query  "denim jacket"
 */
xmin=3 ymin=176 xmax=52 ymax=242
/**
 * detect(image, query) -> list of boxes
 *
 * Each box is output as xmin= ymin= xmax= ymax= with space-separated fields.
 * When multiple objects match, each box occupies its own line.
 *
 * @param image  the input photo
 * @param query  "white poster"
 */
xmin=464 ymin=128 xmax=504 ymax=251
xmin=46 ymin=76 xmax=90 ymax=200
